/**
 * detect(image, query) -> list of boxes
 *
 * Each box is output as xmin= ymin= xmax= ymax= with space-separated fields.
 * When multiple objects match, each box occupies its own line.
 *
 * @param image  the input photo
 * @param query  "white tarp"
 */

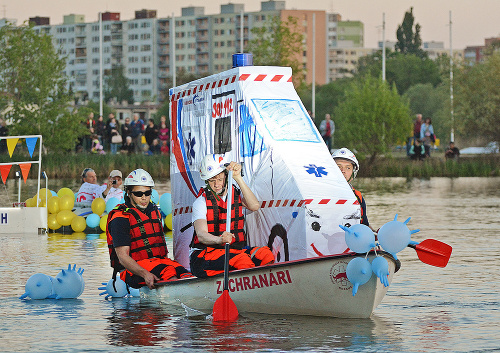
xmin=170 ymin=66 xmax=360 ymax=269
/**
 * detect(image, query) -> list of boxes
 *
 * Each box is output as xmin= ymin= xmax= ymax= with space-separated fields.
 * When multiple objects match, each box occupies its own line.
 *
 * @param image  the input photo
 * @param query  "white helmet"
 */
xmin=200 ymin=154 xmax=227 ymax=181
xmin=123 ymin=169 xmax=155 ymax=187
xmin=332 ymin=148 xmax=359 ymax=178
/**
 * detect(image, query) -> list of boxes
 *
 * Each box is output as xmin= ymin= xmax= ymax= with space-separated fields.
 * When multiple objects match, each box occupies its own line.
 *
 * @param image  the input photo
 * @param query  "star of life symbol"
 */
xmin=305 ymin=164 xmax=328 ymax=177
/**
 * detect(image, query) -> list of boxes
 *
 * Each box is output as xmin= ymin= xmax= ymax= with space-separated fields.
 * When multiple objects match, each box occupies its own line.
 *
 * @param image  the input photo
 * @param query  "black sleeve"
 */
xmin=359 ymin=197 xmax=370 ymax=226
xmin=108 ymin=217 xmax=132 ymax=247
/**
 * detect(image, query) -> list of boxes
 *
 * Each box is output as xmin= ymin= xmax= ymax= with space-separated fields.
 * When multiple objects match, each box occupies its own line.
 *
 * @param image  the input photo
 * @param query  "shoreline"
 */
xmin=0 ymin=153 xmax=498 ymax=179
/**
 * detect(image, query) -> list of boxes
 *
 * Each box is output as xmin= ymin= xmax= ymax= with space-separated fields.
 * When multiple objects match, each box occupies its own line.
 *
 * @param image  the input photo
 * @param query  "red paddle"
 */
xmin=212 ymin=170 xmax=239 ymax=322
xmin=408 ymin=239 xmax=452 ymax=268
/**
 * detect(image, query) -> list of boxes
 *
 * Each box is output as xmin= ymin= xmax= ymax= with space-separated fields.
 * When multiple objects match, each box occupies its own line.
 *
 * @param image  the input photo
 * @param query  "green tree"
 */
xmin=104 ymin=65 xmax=134 ymax=104
xmin=334 ymin=75 xmax=411 ymax=163
xmin=357 ymin=52 xmax=440 ymax=95
xmin=455 ymin=53 xmax=500 ymax=143
xmin=247 ymin=16 xmax=304 ymax=86
xmin=0 ymin=23 xmax=86 ymax=151
xmin=395 ymin=7 xmax=426 ymax=58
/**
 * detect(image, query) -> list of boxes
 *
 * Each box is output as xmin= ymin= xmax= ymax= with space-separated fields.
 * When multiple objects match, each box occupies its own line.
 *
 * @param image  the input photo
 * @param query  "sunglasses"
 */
xmin=130 ymin=190 xmax=152 ymax=197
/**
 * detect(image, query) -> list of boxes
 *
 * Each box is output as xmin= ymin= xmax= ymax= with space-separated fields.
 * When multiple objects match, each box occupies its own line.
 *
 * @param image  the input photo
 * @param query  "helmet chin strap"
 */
xmin=206 ymin=172 xmax=228 ymax=200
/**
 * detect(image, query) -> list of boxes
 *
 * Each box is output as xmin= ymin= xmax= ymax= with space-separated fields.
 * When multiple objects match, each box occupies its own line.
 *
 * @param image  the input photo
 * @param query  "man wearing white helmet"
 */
xmin=190 ymin=154 xmax=274 ymax=278
xmin=106 ymin=169 xmax=191 ymax=289
xmin=332 ymin=148 xmax=370 ymax=226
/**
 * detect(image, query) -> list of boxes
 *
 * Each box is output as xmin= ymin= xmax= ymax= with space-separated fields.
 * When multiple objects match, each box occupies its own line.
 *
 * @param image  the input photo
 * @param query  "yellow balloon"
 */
xmin=164 ymin=213 xmax=173 ymax=230
xmin=56 ymin=209 xmax=76 ymax=226
xmin=165 ymin=230 xmax=173 ymax=238
xmin=57 ymin=187 xmax=74 ymax=199
xmin=99 ymin=214 xmax=108 ymax=232
xmin=37 ymin=188 xmax=49 ymax=199
xmin=38 ymin=198 xmax=47 ymax=207
xmin=25 ymin=198 xmax=33 ymax=207
xmin=48 ymin=214 xmax=61 ymax=230
xmin=47 ymin=196 xmax=60 ymax=214
xmin=91 ymin=198 xmax=106 ymax=216
xmin=59 ymin=195 xmax=75 ymax=211
xmin=100 ymin=232 xmax=107 ymax=240
xmin=71 ymin=216 xmax=87 ymax=233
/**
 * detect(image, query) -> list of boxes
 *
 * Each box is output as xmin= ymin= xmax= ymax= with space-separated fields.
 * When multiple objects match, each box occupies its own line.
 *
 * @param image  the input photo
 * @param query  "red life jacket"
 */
xmin=353 ymin=188 xmax=369 ymax=225
xmin=106 ymin=203 xmax=167 ymax=272
xmin=191 ymin=185 xmax=246 ymax=249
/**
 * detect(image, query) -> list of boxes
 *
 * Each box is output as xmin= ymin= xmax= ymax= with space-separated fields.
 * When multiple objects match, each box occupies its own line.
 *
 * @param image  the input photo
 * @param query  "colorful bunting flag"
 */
xmin=0 ymin=164 xmax=12 ymax=184
xmin=25 ymin=137 xmax=38 ymax=158
xmin=7 ymin=138 xmax=19 ymax=158
xmin=19 ymin=163 xmax=32 ymax=184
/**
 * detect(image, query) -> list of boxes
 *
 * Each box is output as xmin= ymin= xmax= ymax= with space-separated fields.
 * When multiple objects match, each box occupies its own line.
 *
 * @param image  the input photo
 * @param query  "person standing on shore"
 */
xmin=413 ymin=114 xmax=423 ymax=140
xmin=320 ymin=114 xmax=335 ymax=152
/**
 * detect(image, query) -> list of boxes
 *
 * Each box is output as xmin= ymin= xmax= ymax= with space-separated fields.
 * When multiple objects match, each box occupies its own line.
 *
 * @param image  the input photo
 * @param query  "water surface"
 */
xmin=0 ymin=177 xmax=498 ymax=352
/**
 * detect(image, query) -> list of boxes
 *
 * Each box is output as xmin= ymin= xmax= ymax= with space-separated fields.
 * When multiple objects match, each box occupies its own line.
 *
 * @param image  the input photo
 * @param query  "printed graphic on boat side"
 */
xmin=329 ymin=261 xmax=352 ymax=290
xmin=216 ymin=270 xmax=292 ymax=294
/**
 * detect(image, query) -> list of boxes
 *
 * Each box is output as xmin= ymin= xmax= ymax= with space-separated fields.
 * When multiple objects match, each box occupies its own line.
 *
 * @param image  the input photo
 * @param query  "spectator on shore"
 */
xmin=158 ymin=122 xmax=169 ymax=144
xmin=420 ymin=117 xmax=435 ymax=157
xmin=108 ymin=117 xmax=122 ymax=155
xmin=95 ymin=115 xmax=106 ymax=147
xmin=160 ymin=140 xmax=169 ymax=155
xmin=120 ymin=136 xmax=135 ymax=155
xmin=144 ymin=119 xmax=158 ymax=148
xmin=413 ymin=114 xmax=423 ymax=140
xmin=445 ymin=142 xmax=460 ymax=160
xmin=130 ymin=114 xmax=144 ymax=153
xmin=121 ymin=117 xmax=132 ymax=140
xmin=409 ymin=139 xmax=426 ymax=161
xmin=319 ymin=113 xmax=335 ymax=152
xmin=0 ymin=119 xmax=8 ymax=153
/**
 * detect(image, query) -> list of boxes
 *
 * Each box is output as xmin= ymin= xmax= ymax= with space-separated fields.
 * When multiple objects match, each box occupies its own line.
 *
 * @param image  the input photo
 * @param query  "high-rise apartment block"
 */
xmin=19 ymin=1 xmax=367 ymax=103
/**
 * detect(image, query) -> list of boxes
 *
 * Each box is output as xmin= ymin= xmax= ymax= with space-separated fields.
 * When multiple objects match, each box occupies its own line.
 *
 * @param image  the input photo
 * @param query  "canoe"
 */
xmin=141 ymin=251 xmax=399 ymax=318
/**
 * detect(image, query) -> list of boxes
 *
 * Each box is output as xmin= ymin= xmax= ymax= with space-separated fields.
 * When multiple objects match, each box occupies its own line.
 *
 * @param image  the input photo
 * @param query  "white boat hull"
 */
xmin=141 ymin=251 xmax=397 ymax=318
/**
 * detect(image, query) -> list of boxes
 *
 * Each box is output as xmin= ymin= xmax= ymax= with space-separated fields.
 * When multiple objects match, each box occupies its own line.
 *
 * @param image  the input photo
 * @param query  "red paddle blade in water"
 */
xmin=212 ymin=290 xmax=239 ymax=322
xmin=413 ymin=239 xmax=452 ymax=268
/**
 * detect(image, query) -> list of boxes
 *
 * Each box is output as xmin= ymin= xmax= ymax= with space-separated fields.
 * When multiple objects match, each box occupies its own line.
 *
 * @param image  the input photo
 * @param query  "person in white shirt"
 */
xmin=76 ymin=168 xmax=103 ymax=204
xmin=100 ymin=170 xmax=124 ymax=201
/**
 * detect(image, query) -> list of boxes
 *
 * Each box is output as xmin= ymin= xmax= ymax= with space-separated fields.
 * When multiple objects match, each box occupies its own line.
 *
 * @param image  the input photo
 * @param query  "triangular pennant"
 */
xmin=25 ymin=137 xmax=38 ymax=158
xmin=0 ymin=164 xmax=12 ymax=184
xmin=6 ymin=138 xmax=19 ymax=158
xmin=19 ymin=163 xmax=31 ymax=184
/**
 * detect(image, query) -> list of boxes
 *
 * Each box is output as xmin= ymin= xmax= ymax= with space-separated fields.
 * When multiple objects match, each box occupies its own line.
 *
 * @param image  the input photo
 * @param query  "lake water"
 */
xmin=1 ymin=177 xmax=499 ymax=352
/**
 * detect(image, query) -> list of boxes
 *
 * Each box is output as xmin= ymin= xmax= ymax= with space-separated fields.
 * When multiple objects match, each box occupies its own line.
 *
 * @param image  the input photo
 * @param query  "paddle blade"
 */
xmin=414 ymin=239 xmax=452 ymax=268
xmin=212 ymin=290 xmax=239 ymax=322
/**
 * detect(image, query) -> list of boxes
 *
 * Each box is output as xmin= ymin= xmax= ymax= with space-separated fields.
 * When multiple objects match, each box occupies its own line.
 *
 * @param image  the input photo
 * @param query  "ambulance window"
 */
xmin=214 ymin=116 xmax=231 ymax=154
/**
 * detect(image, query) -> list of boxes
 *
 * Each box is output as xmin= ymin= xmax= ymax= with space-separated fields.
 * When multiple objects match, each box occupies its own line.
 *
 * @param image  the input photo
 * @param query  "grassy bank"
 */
xmin=1 ymin=152 xmax=499 ymax=180
xmin=358 ymin=155 xmax=500 ymax=178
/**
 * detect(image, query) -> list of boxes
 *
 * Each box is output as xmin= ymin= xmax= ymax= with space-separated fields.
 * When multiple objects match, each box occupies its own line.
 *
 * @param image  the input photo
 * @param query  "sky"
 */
xmin=1 ymin=0 xmax=499 ymax=49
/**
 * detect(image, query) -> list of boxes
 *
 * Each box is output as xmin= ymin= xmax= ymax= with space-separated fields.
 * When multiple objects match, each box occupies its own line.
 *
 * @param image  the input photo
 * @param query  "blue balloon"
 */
xmin=98 ymin=278 xmax=128 ymax=299
xmin=86 ymin=213 xmax=101 ymax=228
xmin=19 ymin=273 xmax=53 ymax=300
xmin=105 ymin=197 xmax=120 ymax=213
xmin=346 ymin=257 xmax=372 ymax=296
xmin=339 ymin=224 xmax=376 ymax=254
xmin=129 ymin=287 xmax=140 ymax=297
xmin=371 ymin=256 xmax=390 ymax=287
xmin=159 ymin=193 xmax=172 ymax=215
xmin=50 ymin=190 xmax=57 ymax=197
xmin=151 ymin=189 xmax=159 ymax=204
xmin=52 ymin=264 xmax=85 ymax=299
xmin=378 ymin=214 xmax=420 ymax=259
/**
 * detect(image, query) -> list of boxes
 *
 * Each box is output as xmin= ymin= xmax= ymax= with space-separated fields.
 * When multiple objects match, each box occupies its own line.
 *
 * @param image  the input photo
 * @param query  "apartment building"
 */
xmin=19 ymin=1 xmax=364 ymax=104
